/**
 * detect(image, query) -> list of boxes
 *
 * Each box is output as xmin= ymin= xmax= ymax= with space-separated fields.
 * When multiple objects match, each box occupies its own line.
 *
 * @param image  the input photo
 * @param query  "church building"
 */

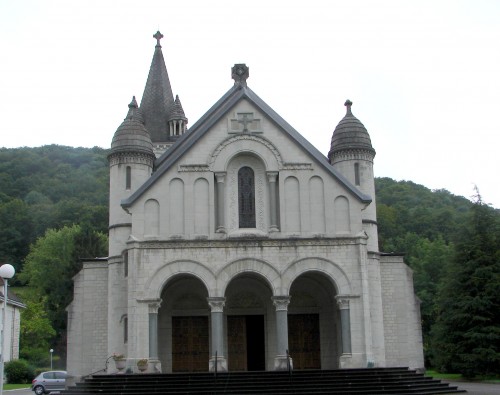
xmin=67 ymin=32 xmax=424 ymax=378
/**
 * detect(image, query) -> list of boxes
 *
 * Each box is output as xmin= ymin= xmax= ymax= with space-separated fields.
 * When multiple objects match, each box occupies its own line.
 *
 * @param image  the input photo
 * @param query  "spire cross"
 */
xmin=344 ymin=99 xmax=353 ymax=115
xmin=153 ymin=31 xmax=164 ymax=47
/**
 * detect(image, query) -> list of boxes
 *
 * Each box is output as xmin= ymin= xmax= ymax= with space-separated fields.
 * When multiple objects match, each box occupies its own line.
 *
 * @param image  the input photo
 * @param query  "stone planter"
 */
xmin=114 ymin=359 xmax=126 ymax=372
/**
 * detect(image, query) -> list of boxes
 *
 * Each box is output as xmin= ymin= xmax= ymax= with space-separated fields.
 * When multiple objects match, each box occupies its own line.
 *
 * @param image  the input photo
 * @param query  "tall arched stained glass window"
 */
xmin=238 ymin=166 xmax=256 ymax=228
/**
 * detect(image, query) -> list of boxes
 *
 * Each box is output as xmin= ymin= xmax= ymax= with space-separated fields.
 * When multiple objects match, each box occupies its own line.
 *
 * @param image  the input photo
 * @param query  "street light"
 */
xmin=50 ymin=349 xmax=54 ymax=370
xmin=0 ymin=264 xmax=15 ymax=395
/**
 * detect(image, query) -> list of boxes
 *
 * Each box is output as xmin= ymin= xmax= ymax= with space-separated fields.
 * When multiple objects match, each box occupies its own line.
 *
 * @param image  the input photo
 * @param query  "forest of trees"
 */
xmin=0 ymin=145 xmax=498 ymax=376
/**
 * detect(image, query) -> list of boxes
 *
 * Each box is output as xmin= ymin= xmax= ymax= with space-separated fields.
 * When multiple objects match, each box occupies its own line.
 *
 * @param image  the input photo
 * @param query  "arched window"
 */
xmin=123 ymin=250 xmax=128 ymax=277
xmin=121 ymin=315 xmax=128 ymax=344
xmin=126 ymin=166 xmax=131 ymax=190
xmin=238 ymin=166 xmax=256 ymax=228
xmin=354 ymin=163 xmax=360 ymax=186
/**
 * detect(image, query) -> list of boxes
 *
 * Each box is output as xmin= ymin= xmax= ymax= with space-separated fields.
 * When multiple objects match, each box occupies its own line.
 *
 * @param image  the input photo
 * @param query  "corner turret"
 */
xmin=329 ymin=100 xmax=378 ymax=251
xmin=108 ymin=97 xmax=155 ymax=257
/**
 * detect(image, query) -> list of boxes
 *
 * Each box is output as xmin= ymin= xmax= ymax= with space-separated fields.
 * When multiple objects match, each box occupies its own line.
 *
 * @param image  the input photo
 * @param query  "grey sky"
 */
xmin=1 ymin=0 xmax=499 ymax=207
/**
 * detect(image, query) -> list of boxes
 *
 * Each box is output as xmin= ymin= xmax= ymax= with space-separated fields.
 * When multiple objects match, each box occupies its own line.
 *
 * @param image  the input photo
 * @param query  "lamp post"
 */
xmin=0 ymin=264 xmax=15 ymax=395
xmin=50 ymin=349 xmax=53 ymax=370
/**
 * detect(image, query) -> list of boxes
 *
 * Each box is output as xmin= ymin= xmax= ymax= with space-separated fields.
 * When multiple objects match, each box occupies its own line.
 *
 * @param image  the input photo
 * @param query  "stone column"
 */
xmin=267 ymin=172 xmax=279 ymax=232
xmin=148 ymin=300 xmax=162 ymax=359
xmin=215 ymin=173 xmax=226 ymax=233
xmin=207 ymin=297 xmax=227 ymax=372
xmin=336 ymin=297 xmax=352 ymax=355
xmin=272 ymin=296 xmax=292 ymax=370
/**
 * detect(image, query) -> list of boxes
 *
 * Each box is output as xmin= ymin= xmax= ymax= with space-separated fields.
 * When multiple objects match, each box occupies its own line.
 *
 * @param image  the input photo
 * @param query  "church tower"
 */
xmin=328 ymin=100 xmax=378 ymax=251
xmin=108 ymin=97 xmax=155 ymax=256
xmin=140 ymin=31 xmax=188 ymax=156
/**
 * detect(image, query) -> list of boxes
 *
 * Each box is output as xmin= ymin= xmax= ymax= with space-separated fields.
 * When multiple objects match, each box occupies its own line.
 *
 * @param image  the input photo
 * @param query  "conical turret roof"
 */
xmin=328 ymin=100 xmax=375 ymax=162
xmin=110 ymin=97 xmax=154 ymax=156
xmin=169 ymin=95 xmax=187 ymax=121
xmin=139 ymin=31 xmax=175 ymax=143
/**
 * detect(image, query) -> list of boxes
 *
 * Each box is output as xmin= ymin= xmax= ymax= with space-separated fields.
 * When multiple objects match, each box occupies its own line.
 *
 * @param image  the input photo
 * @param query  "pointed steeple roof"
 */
xmin=140 ymin=31 xmax=175 ymax=143
xmin=169 ymin=95 xmax=187 ymax=121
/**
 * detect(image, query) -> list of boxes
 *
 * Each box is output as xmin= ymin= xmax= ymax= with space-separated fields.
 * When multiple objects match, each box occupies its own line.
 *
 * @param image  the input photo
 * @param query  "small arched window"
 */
xmin=238 ymin=166 xmax=256 ymax=228
xmin=126 ymin=166 xmax=131 ymax=190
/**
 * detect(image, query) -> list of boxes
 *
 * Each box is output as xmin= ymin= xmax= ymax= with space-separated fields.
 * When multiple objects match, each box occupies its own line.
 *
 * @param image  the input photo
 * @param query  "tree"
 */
xmin=19 ymin=299 xmax=56 ymax=366
xmin=430 ymin=191 xmax=500 ymax=377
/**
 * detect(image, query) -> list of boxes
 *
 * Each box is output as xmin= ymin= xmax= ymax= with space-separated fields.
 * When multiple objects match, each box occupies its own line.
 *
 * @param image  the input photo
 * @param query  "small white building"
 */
xmin=67 ymin=32 xmax=424 ymax=378
xmin=0 ymin=278 xmax=25 ymax=362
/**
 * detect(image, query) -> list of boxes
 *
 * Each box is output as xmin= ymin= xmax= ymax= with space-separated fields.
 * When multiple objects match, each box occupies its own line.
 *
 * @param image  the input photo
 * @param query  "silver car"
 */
xmin=31 ymin=371 xmax=67 ymax=394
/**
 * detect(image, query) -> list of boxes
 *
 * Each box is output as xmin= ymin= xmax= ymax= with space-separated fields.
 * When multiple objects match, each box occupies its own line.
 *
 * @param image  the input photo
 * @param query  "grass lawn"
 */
xmin=425 ymin=370 xmax=462 ymax=380
xmin=3 ymin=384 xmax=31 ymax=389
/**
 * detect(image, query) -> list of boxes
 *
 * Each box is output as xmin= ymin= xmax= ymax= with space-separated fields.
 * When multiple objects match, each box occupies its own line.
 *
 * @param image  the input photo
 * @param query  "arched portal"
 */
xmin=158 ymin=274 xmax=209 ymax=373
xmin=224 ymin=273 xmax=273 ymax=371
xmin=288 ymin=272 xmax=340 ymax=370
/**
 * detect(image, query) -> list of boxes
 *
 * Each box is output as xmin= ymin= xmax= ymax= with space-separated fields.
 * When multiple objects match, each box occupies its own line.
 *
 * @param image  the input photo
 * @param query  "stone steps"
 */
xmin=62 ymin=368 xmax=466 ymax=394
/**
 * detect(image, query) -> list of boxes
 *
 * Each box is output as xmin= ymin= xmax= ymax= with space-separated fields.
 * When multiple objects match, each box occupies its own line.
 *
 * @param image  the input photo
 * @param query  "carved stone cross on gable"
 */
xmin=238 ymin=113 xmax=253 ymax=132
xmin=229 ymin=112 xmax=263 ymax=134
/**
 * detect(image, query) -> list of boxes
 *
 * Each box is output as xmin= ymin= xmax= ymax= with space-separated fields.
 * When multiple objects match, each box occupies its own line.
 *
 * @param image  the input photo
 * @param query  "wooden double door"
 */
xmin=288 ymin=313 xmax=321 ymax=369
xmin=172 ymin=316 xmax=209 ymax=372
xmin=227 ymin=315 xmax=266 ymax=371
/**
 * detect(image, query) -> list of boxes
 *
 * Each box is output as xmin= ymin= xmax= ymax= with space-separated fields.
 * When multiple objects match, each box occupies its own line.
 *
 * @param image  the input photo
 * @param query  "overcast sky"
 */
xmin=1 ymin=0 xmax=499 ymax=208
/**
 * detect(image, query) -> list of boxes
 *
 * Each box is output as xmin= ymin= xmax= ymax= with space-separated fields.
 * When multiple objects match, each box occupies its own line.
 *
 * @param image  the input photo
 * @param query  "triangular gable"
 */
xmin=122 ymin=84 xmax=371 ymax=209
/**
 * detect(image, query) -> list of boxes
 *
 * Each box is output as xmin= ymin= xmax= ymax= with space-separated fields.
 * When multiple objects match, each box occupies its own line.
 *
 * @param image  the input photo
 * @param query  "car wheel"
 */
xmin=34 ymin=386 xmax=45 ymax=395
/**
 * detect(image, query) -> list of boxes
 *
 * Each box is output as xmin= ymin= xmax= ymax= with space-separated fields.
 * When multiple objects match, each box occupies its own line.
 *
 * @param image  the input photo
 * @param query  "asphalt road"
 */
xmin=2 ymin=389 xmax=33 ymax=395
xmin=445 ymin=380 xmax=500 ymax=395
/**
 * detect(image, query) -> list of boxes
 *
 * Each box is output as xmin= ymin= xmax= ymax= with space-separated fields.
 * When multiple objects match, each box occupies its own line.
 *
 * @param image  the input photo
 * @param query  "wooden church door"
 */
xmin=288 ymin=314 xmax=321 ymax=369
xmin=172 ymin=316 xmax=209 ymax=372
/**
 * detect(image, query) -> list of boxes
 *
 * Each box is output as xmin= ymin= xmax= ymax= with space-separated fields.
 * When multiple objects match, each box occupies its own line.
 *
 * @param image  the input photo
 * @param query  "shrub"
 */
xmin=5 ymin=359 xmax=35 ymax=384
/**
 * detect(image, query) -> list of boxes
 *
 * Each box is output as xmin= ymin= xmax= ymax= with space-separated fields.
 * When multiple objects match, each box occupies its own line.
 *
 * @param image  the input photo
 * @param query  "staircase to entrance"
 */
xmin=62 ymin=367 xmax=466 ymax=394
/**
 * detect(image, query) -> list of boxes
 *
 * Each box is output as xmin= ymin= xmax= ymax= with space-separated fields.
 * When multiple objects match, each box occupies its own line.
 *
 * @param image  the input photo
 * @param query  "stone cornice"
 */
xmin=127 ymin=236 xmax=367 ymax=250
xmin=109 ymin=223 xmax=132 ymax=230
xmin=330 ymin=149 xmax=375 ymax=163
xmin=108 ymin=151 xmax=155 ymax=167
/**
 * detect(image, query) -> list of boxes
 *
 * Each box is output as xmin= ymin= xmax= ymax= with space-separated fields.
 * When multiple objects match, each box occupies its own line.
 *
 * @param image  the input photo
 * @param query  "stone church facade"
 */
xmin=67 ymin=32 xmax=424 ymax=378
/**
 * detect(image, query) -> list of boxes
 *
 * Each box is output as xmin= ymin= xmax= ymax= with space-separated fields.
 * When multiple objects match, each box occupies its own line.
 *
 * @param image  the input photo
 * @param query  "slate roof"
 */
xmin=139 ymin=32 xmax=175 ymax=143
xmin=0 ymin=278 xmax=26 ymax=308
xmin=110 ymin=97 xmax=154 ymax=157
xmin=121 ymin=73 xmax=372 ymax=209
xmin=328 ymin=100 xmax=375 ymax=162
xmin=169 ymin=95 xmax=187 ymax=120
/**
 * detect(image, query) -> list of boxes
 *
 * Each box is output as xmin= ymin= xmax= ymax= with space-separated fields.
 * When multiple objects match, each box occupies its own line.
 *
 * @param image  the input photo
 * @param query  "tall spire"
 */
xmin=140 ymin=31 xmax=175 ymax=143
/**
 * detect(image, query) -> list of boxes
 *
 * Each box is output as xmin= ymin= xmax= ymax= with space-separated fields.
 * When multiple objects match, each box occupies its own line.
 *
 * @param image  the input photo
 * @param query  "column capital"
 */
xmin=215 ymin=172 xmax=226 ymax=183
xmin=148 ymin=299 xmax=162 ymax=314
xmin=335 ymin=295 xmax=357 ymax=310
xmin=266 ymin=171 xmax=278 ymax=182
xmin=272 ymin=296 xmax=291 ymax=311
xmin=207 ymin=297 xmax=226 ymax=312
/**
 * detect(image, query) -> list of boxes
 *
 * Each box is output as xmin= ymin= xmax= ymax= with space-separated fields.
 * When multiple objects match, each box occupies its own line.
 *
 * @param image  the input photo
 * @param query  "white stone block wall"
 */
xmin=67 ymin=260 xmax=109 ymax=380
xmin=380 ymin=254 xmax=424 ymax=370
